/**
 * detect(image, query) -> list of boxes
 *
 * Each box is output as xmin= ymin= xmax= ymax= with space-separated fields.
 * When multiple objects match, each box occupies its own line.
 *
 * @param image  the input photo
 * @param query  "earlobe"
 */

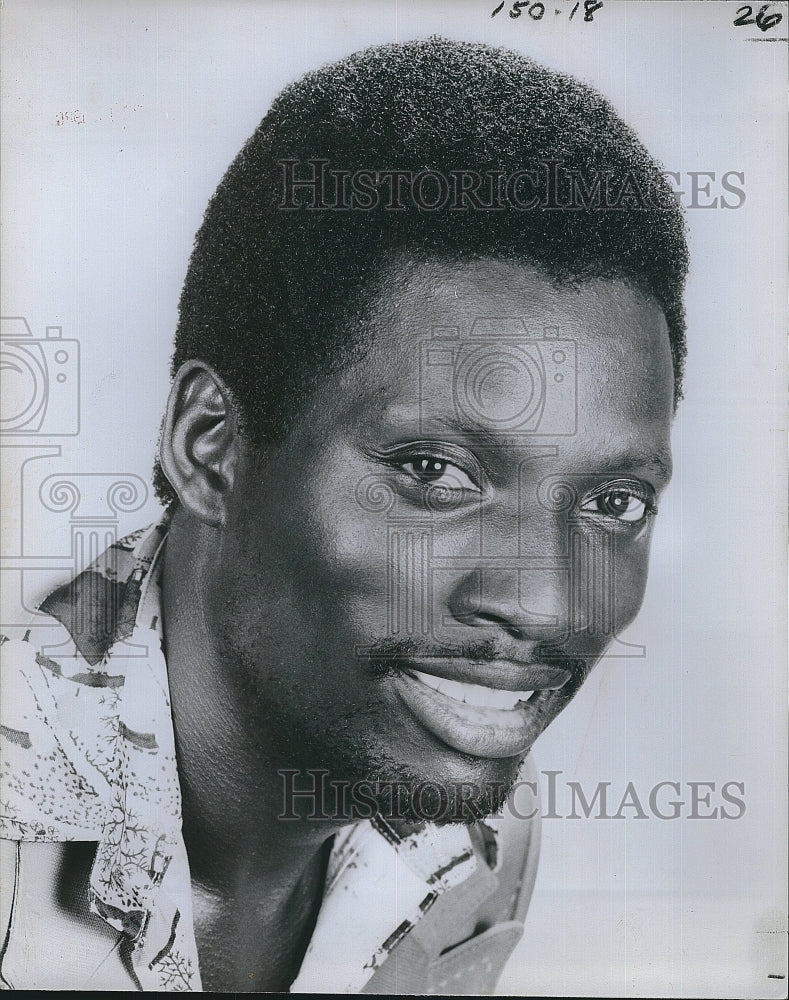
xmin=158 ymin=361 xmax=239 ymax=527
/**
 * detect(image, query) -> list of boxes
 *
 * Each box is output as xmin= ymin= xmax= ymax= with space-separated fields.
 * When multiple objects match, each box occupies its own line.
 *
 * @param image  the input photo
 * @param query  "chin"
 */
xmin=355 ymin=745 xmax=528 ymax=826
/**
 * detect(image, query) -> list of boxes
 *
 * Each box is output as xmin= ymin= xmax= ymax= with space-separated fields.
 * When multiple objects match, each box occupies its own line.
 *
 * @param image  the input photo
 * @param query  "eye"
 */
xmin=579 ymin=483 xmax=656 ymax=524
xmin=399 ymin=456 xmax=481 ymax=493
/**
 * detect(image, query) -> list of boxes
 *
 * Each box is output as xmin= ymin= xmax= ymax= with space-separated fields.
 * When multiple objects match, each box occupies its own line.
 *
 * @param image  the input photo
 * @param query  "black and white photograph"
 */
xmin=1 ymin=1 xmax=786 ymax=994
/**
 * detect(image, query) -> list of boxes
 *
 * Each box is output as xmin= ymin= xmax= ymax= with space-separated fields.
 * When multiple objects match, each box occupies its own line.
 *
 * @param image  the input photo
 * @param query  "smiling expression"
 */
xmin=209 ymin=256 xmax=675 ymax=817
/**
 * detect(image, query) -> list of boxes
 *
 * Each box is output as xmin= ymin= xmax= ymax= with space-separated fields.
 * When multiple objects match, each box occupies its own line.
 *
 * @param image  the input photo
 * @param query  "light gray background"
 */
xmin=2 ymin=1 xmax=787 ymax=995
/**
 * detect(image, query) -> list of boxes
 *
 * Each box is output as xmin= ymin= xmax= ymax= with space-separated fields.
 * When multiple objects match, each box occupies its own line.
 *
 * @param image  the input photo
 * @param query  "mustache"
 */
xmin=364 ymin=635 xmax=590 ymax=684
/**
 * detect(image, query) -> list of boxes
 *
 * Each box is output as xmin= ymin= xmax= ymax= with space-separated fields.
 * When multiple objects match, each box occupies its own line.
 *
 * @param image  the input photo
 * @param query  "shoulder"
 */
xmin=0 ymin=520 xmax=164 ymax=842
xmin=0 ymin=616 xmax=116 ymax=840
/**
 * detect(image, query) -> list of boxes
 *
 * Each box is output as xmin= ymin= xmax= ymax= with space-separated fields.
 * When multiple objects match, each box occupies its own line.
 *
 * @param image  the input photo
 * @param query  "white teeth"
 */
xmin=410 ymin=670 xmax=535 ymax=710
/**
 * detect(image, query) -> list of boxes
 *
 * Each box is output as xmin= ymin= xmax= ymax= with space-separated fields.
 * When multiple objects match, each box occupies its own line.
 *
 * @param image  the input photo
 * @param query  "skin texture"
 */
xmin=159 ymin=257 xmax=675 ymax=990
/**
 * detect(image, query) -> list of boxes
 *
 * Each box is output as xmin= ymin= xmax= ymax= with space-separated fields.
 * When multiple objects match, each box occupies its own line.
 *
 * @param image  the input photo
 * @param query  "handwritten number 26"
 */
xmin=733 ymin=4 xmax=783 ymax=30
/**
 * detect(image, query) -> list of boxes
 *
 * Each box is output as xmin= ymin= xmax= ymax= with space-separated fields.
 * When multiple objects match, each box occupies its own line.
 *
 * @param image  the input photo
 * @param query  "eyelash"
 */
xmin=578 ymin=480 xmax=657 ymax=526
xmin=394 ymin=455 xmax=481 ymax=493
xmin=386 ymin=452 xmax=657 ymax=526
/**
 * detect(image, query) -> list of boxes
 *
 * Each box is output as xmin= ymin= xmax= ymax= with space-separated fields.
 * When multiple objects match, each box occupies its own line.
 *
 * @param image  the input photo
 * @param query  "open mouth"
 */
xmin=392 ymin=660 xmax=567 ymax=760
xmin=408 ymin=668 xmax=537 ymax=711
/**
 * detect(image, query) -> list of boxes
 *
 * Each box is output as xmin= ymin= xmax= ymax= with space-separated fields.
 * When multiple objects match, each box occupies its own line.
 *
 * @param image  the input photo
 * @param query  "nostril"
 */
xmin=455 ymin=610 xmax=539 ymax=642
xmin=446 ymin=569 xmax=574 ymax=641
xmin=447 ymin=608 xmax=572 ymax=643
xmin=484 ymin=613 xmax=528 ymax=642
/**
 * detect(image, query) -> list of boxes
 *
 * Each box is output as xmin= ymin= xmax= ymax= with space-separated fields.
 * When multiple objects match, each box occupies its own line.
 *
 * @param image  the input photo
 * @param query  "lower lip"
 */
xmin=392 ymin=670 xmax=546 ymax=759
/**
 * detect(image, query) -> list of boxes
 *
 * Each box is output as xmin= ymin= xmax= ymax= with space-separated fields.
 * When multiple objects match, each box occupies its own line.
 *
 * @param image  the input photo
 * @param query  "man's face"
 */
xmin=210 ymin=257 xmax=674 ymax=820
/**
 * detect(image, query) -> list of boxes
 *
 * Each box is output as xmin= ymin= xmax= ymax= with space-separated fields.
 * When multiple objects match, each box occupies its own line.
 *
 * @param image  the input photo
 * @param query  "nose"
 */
xmin=446 ymin=563 xmax=574 ymax=644
xmin=439 ymin=490 xmax=624 ymax=647
xmin=442 ymin=496 xmax=616 ymax=644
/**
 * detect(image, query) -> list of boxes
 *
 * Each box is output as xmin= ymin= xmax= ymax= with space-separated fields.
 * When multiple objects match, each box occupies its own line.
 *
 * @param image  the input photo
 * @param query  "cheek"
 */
xmin=610 ymin=534 xmax=653 ymax=631
xmin=273 ymin=479 xmax=397 ymax=638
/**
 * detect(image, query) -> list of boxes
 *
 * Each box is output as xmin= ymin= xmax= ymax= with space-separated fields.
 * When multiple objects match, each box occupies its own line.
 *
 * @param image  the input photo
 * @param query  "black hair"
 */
xmin=153 ymin=36 xmax=688 ymax=507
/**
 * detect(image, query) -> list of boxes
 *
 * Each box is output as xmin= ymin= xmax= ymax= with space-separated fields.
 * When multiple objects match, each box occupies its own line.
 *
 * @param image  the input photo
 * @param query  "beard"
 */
xmin=231 ymin=661 xmax=530 ymax=828
xmin=283 ymin=736 xmax=526 ymax=827
xmin=221 ymin=625 xmax=585 ymax=829
xmin=273 ymin=726 xmax=527 ymax=827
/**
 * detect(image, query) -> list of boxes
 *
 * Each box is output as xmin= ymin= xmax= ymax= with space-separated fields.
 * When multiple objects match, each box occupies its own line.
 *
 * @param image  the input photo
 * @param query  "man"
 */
xmin=0 ymin=37 xmax=686 ymax=992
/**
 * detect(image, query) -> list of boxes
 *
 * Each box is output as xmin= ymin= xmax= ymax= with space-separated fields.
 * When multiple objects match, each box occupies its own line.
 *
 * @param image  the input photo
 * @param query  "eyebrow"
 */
xmin=593 ymin=447 xmax=673 ymax=484
xmin=424 ymin=414 xmax=510 ymax=451
xmin=420 ymin=415 xmax=673 ymax=484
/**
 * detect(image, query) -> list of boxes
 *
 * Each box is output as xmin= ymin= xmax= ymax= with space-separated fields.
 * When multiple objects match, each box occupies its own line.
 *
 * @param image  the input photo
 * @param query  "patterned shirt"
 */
xmin=0 ymin=516 xmax=503 ymax=991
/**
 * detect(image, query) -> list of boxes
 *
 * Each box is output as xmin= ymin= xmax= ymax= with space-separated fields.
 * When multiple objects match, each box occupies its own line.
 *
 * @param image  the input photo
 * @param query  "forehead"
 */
xmin=344 ymin=256 xmax=675 ymax=428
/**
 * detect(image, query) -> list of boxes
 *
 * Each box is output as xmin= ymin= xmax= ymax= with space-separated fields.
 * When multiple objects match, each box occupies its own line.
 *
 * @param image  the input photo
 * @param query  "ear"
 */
xmin=158 ymin=360 xmax=241 ymax=527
